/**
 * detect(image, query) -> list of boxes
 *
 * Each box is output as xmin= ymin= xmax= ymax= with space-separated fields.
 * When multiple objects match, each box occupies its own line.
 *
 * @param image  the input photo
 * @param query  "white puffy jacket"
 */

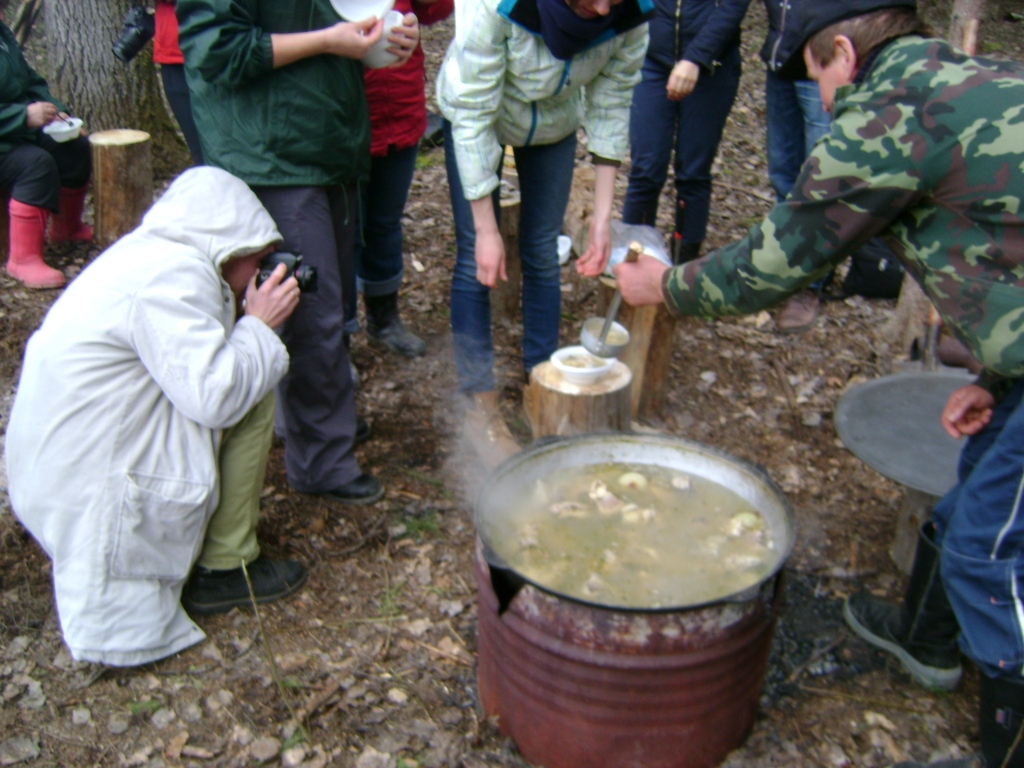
xmin=5 ymin=167 xmax=289 ymax=666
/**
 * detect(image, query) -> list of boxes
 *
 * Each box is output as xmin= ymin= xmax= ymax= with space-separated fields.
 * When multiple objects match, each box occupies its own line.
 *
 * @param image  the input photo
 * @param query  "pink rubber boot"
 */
xmin=6 ymin=199 xmax=65 ymax=289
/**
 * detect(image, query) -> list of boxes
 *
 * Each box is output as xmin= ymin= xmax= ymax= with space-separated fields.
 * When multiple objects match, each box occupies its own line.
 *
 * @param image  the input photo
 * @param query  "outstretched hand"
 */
xmin=941 ymin=383 xmax=995 ymax=439
xmin=613 ymin=254 xmax=671 ymax=306
xmin=244 ymin=263 xmax=300 ymax=330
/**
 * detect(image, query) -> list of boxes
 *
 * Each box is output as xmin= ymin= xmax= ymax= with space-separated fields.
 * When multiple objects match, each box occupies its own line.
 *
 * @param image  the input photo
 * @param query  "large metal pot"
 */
xmin=473 ymin=433 xmax=797 ymax=768
xmin=475 ymin=432 xmax=796 ymax=612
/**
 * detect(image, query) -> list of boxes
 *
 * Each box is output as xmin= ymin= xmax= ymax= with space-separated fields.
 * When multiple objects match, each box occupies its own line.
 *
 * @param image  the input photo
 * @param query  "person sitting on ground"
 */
xmin=5 ymin=167 xmax=307 ymax=667
xmin=0 ymin=8 xmax=92 ymax=289
xmin=614 ymin=2 xmax=1024 ymax=766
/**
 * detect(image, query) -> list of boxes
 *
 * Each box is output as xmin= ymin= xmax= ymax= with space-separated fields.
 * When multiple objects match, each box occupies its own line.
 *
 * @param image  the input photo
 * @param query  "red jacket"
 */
xmin=364 ymin=0 xmax=453 ymax=157
xmin=153 ymin=0 xmax=183 ymax=65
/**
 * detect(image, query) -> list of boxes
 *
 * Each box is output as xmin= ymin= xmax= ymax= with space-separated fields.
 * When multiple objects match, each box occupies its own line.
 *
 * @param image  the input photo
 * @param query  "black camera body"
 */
xmin=112 ymin=5 xmax=155 ymax=63
xmin=256 ymin=252 xmax=318 ymax=293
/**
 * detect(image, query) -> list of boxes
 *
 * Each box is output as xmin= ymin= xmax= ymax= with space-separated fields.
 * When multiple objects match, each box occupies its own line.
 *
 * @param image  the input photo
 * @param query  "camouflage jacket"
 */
xmin=663 ymin=37 xmax=1024 ymax=379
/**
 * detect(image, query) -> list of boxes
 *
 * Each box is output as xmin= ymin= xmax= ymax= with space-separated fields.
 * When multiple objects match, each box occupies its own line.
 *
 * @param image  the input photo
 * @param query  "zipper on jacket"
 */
xmin=674 ymin=0 xmax=682 ymax=61
xmin=769 ymin=0 xmax=790 ymax=71
xmin=555 ymin=61 xmax=571 ymax=95
xmin=525 ymin=102 xmax=538 ymax=146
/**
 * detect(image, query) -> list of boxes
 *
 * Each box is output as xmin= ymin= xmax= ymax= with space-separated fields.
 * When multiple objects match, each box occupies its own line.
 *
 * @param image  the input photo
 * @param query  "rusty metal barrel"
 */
xmin=476 ymin=547 xmax=780 ymax=768
xmin=473 ymin=434 xmax=793 ymax=768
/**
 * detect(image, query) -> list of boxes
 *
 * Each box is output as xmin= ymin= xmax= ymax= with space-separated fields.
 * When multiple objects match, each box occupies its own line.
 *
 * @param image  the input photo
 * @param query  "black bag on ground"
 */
xmin=841 ymin=237 xmax=904 ymax=299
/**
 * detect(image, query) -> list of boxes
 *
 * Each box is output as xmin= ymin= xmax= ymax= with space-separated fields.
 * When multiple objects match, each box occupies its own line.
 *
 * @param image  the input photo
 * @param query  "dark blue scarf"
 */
xmin=536 ymin=0 xmax=624 ymax=61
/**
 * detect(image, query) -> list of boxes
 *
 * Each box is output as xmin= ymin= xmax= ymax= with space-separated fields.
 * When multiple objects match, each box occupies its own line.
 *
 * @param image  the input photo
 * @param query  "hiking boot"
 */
xmin=366 ymin=292 xmax=426 ymax=358
xmin=462 ymin=391 xmax=521 ymax=469
xmin=844 ymin=523 xmax=962 ymax=692
xmin=777 ymin=290 xmax=820 ymax=333
xmin=320 ymin=473 xmax=384 ymax=505
xmin=181 ymin=556 xmax=307 ymax=616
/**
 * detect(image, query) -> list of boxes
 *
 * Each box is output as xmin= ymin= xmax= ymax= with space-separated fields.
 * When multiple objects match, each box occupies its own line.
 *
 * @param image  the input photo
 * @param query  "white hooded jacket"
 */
xmin=5 ymin=167 xmax=289 ymax=666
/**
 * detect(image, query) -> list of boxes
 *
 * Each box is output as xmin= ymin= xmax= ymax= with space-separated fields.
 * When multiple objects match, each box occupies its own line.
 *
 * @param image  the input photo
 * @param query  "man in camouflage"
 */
xmin=616 ymin=2 xmax=1024 ymax=766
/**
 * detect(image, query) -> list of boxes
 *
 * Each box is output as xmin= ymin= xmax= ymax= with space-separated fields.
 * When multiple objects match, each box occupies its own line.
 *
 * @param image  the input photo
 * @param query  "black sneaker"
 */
xmin=844 ymin=592 xmax=962 ymax=691
xmin=181 ymin=557 xmax=307 ymax=616
xmin=321 ymin=473 xmax=384 ymax=505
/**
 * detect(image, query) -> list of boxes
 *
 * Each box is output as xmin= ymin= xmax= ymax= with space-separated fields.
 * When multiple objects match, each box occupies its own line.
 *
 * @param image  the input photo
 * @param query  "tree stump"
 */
xmin=597 ymin=280 xmax=677 ymax=419
xmin=890 ymin=488 xmax=936 ymax=574
xmin=89 ymin=129 xmax=153 ymax=246
xmin=524 ymin=360 xmax=632 ymax=439
xmin=493 ymin=193 xmax=522 ymax=324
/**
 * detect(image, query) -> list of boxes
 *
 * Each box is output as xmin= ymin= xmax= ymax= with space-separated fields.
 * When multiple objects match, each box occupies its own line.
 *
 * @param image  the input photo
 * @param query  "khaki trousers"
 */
xmin=196 ymin=392 xmax=275 ymax=570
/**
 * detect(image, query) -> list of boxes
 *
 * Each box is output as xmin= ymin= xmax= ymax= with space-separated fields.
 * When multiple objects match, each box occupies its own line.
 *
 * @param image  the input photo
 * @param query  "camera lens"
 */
xmin=112 ymin=6 xmax=155 ymax=63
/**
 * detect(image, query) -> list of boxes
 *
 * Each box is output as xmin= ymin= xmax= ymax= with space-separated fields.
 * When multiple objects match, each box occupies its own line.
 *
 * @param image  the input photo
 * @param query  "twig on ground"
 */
xmin=243 ymin=560 xmax=309 ymax=743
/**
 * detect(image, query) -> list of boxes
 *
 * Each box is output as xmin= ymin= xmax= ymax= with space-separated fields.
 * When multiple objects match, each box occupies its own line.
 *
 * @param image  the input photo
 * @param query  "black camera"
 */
xmin=256 ymin=251 xmax=318 ymax=293
xmin=112 ymin=5 xmax=155 ymax=63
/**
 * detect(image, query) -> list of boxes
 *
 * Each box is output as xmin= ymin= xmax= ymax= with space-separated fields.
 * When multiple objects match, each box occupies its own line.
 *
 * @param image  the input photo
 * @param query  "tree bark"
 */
xmin=949 ymin=0 xmax=987 ymax=55
xmin=44 ymin=0 xmax=187 ymax=178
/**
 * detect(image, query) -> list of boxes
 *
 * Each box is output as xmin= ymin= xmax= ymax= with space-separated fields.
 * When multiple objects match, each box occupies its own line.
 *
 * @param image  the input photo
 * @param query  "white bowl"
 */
xmin=557 ymin=235 xmax=572 ymax=266
xmin=362 ymin=9 xmax=404 ymax=69
xmin=329 ymin=0 xmax=394 ymax=21
xmin=550 ymin=345 xmax=615 ymax=386
xmin=42 ymin=116 xmax=83 ymax=143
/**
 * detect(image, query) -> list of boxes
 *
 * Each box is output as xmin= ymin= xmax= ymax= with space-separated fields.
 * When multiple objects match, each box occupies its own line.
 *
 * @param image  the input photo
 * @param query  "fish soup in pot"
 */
xmin=476 ymin=434 xmax=795 ymax=611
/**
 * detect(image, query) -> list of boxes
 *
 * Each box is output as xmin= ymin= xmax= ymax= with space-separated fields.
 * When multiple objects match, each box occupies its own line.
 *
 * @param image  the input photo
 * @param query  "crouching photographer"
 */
xmin=5 ymin=167 xmax=308 ymax=667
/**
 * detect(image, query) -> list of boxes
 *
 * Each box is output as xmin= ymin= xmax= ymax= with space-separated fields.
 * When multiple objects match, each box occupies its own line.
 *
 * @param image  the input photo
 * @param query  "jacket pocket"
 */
xmin=110 ymin=472 xmax=213 ymax=581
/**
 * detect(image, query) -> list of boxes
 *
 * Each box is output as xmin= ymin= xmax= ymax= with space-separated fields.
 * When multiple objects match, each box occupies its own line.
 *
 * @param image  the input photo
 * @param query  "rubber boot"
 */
xmin=462 ymin=391 xmax=520 ymax=469
xmin=844 ymin=522 xmax=962 ymax=691
xmin=671 ymin=234 xmax=702 ymax=265
xmin=47 ymin=185 xmax=93 ymax=244
xmin=890 ymin=676 xmax=1024 ymax=767
xmin=6 ymin=199 xmax=64 ymax=288
xmin=365 ymin=291 xmax=426 ymax=358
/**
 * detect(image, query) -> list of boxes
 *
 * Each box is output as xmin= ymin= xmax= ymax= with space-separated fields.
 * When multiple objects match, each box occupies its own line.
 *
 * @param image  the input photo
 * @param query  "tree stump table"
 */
xmin=834 ymin=368 xmax=973 ymax=573
xmin=89 ymin=129 xmax=152 ymax=246
xmin=524 ymin=360 xmax=632 ymax=439
xmin=597 ymin=278 xmax=677 ymax=420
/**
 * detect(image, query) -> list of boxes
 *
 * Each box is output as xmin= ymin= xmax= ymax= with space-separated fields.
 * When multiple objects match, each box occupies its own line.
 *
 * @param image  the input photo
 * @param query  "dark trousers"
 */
xmin=0 ymin=135 xmax=91 ymax=211
xmin=251 ymin=184 xmax=362 ymax=493
xmin=160 ymin=64 xmax=204 ymax=166
xmin=345 ymin=141 xmax=419 ymax=333
xmin=622 ymin=47 xmax=741 ymax=244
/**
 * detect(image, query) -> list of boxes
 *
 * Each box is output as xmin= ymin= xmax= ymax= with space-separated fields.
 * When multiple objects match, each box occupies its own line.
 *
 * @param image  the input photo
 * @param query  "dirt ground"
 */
xmin=2 ymin=3 xmax=1023 ymax=767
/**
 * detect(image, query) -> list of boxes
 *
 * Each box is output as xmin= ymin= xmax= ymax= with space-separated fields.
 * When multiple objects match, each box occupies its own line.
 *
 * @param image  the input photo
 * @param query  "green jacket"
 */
xmin=664 ymin=37 xmax=1024 ymax=379
xmin=0 ymin=23 xmax=65 ymax=155
xmin=177 ymin=0 xmax=369 ymax=187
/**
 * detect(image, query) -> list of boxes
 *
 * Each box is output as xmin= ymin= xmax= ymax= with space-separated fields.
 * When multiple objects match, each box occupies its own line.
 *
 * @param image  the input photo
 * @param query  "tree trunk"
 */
xmin=949 ymin=0 xmax=987 ymax=55
xmin=44 ymin=0 xmax=187 ymax=178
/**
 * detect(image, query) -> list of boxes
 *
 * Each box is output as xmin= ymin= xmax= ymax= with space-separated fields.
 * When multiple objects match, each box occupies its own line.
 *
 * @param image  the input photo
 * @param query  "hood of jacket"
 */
xmin=133 ymin=166 xmax=282 ymax=272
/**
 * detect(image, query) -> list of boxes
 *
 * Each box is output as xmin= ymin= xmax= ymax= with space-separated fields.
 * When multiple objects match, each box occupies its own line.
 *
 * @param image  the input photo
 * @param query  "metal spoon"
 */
xmin=583 ymin=241 xmax=643 ymax=356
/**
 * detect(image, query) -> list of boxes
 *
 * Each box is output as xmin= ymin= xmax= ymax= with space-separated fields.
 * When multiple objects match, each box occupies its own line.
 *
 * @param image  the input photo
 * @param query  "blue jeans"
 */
xmin=444 ymin=120 xmax=576 ymax=394
xmin=622 ymin=47 xmax=741 ymax=244
xmin=765 ymin=70 xmax=830 ymax=202
xmin=932 ymin=380 xmax=1024 ymax=679
xmin=345 ymin=142 xmax=419 ymax=332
